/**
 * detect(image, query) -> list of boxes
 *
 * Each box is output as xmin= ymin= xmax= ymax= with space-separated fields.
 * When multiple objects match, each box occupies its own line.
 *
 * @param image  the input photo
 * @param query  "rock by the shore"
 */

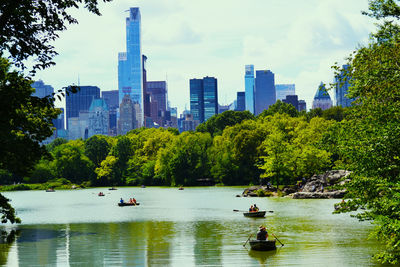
xmin=242 ymin=170 xmax=351 ymax=198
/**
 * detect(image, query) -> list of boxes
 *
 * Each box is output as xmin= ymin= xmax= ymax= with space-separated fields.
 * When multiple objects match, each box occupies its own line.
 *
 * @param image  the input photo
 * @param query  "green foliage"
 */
xmin=46 ymin=138 xmax=68 ymax=152
xmin=196 ymin=110 xmax=255 ymax=136
xmin=258 ymin=100 xmax=299 ymax=118
xmin=28 ymin=159 xmax=55 ymax=183
xmin=52 ymin=140 xmax=94 ymax=184
xmin=155 ymin=132 xmax=212 ymax=186
xmin=331 ymin=0 xmax=400 ymax=263
xmin=84 ymin=135 xmax=111 ymax=168
xmin=0 ymin=0 xmax=113 ymax=73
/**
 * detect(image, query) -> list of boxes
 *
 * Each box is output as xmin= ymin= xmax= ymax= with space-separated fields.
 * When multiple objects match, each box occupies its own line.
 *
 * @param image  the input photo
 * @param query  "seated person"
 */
xmin=120 ymin=198 xmax=124 ymax=203
xmin=256 ymin=226 xmax=268 ymax=240
xmin=253 ymin=204 xmax=259 ymax=212
xmin=132 ymin=198 xmax=137 ymax=204
xmin=249 ymin=205 xmax=254 ymax=212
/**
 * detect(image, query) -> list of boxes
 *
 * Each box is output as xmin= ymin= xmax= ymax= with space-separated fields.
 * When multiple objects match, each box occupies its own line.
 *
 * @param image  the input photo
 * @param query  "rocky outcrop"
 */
xmin=292 ymin=170 xmax=351 ymax=199
xmin=241 ymin=170 xmax=351 ymax=198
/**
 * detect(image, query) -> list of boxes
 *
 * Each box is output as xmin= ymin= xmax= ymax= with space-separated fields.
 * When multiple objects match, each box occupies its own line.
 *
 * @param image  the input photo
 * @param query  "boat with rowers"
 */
xmin=118 ymin=202 xmax=140 ymax=207
xmin=243 ymin=211 xmax=266 ymax=218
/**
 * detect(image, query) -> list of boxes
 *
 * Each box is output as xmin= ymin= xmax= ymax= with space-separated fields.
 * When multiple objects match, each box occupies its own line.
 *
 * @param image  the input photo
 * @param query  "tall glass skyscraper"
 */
xmin=190 ymin=79 xmax=204 ymax=122
xmin=203 ymin=77 xmax=218 ymax=121
xmin=190 ymin=77 xmax=218 ymax=123
xmin=255 ymin=69 xmax=275 ymax=115
xmin=244 ymin=65 xmax=255 ymax=114
xmin=118 ymin=7 xmax=143 ymax=127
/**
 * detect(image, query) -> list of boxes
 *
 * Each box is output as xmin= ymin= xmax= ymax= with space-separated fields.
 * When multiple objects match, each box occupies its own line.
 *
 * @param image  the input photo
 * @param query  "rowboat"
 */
xmin=108 ymin=187 xmax=117 ymax=190
xmin=249 ymin=240 xmax=276 ymax=251
xmin=118 ymin=202 xmax=140 ymax=207
xmin=243 ymin=211 xmax=266 ymax=217
xmin=46 ymin=189 xmax=55 ymax=192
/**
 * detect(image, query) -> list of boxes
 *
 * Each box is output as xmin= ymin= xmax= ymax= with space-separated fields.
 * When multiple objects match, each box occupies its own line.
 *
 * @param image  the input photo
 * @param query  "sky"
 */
xmin=35 ymin=0 xmax=376 ymax=114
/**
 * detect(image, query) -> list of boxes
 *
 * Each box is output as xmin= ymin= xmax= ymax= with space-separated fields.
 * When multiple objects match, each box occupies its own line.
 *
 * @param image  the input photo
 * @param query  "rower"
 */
xmin=257 ymin=225 xmax=268 ymax=240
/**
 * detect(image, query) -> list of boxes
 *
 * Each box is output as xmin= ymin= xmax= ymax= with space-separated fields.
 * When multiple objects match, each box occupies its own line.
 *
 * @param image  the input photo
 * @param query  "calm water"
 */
xmin=0 ymin=187 xmax=385 ymax=266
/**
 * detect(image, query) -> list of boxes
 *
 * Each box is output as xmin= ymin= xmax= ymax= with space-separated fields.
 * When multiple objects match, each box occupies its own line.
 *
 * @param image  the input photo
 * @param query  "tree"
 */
xmin=0 ymin=0 xmax=112 ymax=73
xmin=333 ymin=0 xmax=400 ymax=263
xmin=257 ymin=100 xmax=299 ymax=118
xmin=196 ymin=110 xmax=255 ymax=136
xmin=84 ymin=135 xmax=111 ymax=168
xmin=0 ymin=0 xmax=112 ymax=224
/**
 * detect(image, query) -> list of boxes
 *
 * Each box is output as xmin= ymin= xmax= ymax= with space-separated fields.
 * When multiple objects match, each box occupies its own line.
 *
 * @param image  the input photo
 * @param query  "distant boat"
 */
xmin=243 ymin=211 xmax=266 ymax=218
xmin=178 ymin=187 xmax=184 ymax=190
xmin=108 ymin=187 xmax=117 ymax=190
xmin=46 ymin=188 xmax=55 ymax=192
xmin=118 ymin=202 xmax=140 ymax=207
xmin=98 ymin=192 xmax=105 ymax=196
xmin=249 ymin=240 xmax=276 ymax=251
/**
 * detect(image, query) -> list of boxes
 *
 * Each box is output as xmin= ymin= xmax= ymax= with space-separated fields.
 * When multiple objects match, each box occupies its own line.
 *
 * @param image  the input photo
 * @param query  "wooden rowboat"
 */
xmin=118 ymin=202 xmax=140 ymax=207
xmin=249 ymin=240 xmax=276 ymax=251
xmin=243 ymin=211 xmax=266 ymax=218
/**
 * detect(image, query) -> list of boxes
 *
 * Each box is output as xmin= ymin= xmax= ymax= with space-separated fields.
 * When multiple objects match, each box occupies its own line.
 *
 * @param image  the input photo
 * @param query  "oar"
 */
xmin=233 ymin=209 xmax=274 ymax=213
xmin=272 ymin=233 xmax=284 ymax=246
xmin=243 ymin=234 xmax=252 ymax=247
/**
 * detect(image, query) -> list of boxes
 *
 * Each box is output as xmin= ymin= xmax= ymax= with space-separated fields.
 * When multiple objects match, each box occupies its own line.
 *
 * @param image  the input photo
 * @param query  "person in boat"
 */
xmin=257 ymin=225 xmax=268 ymax=240
xmin=120 ymin=198 xmax=124 ymax=204
xmin=132 ymin=197 xmax=137 ymax=204
xmin=249 ymin=205 xmax=254 ymax=212
xmin=253 ymin=204 xmax=259 ymax=212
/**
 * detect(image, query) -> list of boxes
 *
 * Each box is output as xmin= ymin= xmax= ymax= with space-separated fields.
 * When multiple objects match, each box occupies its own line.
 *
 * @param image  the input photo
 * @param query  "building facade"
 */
xmin=118 ymin=7 xmax=143 ymax=127
xmin=255 ymin=69 xmax=276 ymax=115
xmin=276 ymin=84 xmax=295 ymax=101
xmin=146 ymin=81 xmax=167 ymax=126
xmin=31 ymin=80 xmax=54 ymax=98
xmin=102 ymin=90 xmax=119 ymax=136
xmin=244 ymin=65 xmax=255 ymax=114
xmin=88 ymin=99 xmax=109 ymax=137
xmin=203 ymin=77 xmax=218 ymax=121
xmin=312 ymin=82 xmax=333 ymax=110
xmin=298 ymin=100 xmax=307 ymax=111
xmin=190 ymin=77 xmax=218 ymax=123
xmin=65 ymin=86 xmax=100 ymax=128
xmin=117 ymin=94 xmax=136 ymax=135
xmin=189 ymin=79 xmax=204 ymax=123
xmin=236 ymin=92 xmax=245 ymax=111
xmin=335 ymin=65 xmax=354 ymax=107
xmin=283 ymin=95 xmax=299 ymax=110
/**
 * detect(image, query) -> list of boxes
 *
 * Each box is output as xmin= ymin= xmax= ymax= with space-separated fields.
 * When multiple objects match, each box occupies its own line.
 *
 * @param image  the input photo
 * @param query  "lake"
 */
xmin=0 ymin=187 xmax=384 ymax=266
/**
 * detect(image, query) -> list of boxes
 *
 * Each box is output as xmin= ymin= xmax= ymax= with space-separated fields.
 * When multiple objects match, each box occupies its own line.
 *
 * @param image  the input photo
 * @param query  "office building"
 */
xmin=31 ymin=80 xmax=54 ymax=98
xmin=190 ymin=77 xmax=218 ymax=123
xmin=244 ymin=65 xmax=255 ymax=114
xmin=312 ymin=82 xmax=333 ymax=110
xmin=118 ymin=94 xmax=136 ymax=135
xmin=147 ymin=81 xmax=167 ymax=126
xmin=298 ymin=100 xmax=307 ymax=111
xmin=276 ymin=84 xmax=295 ymax=101
xmin=118 ymin=7 xmax=143 ymax=127
xmin=203 ymin=77 xmax=218 ymax=121
xmin=283 ymin=95 xmax=299 ymax=110
xmin=102 ymin=90 xmax=119 ymax=136
xmin=335 ymin=65 xmax=355 ymax=107
xmin=236 ymin=92 xmax=245 ymax=111
xmin=88 ymin=99 xmax=109 ymax=137
xmin=255 ymin=69 xmax=276 ymax=115
xmin=65 ymin=85 xmax=100 ymax=128
xmin=190 ymin=79 xmax=204 ymax=123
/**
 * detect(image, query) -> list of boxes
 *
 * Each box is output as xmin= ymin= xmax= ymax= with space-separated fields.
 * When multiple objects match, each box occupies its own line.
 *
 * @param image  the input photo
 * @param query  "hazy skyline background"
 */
xmin=34 ymin=0 xmax=375 ymax=113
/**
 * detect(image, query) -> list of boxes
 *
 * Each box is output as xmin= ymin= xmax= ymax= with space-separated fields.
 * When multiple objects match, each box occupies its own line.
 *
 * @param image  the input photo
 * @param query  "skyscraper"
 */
xmin=190 ymin=77 xmax=218 ymax=123
xmin=118 ymin=94 xmax=136 ymax=135
xmin=335 ymin=65 xmax=354 ymax=107
xmin=276 ymin=84 xmax=295 ymax=101
xmin=88 ymin=99 xmax=109 ymax=137
xmin=244 ymin=65 xmax=255 ymax=114
xmin=236 ymin=92 xmax=245 ymax=111
xmin=203 ymin=77 xmax=218 ymax=121
xmin=65 ymin=85 xmax=100 ymax=128
xmin=147 ymin=81 xmax=167 ymax=126
xmin=312 ymin=82 xmax=333 ymax=110
xmin=190 ymin=78 xmax=204 ymax=123
xmin=283 ymin=95 xmax=299 ymax=110
xmin=118 ymin=7 xmax=143 ymax=127
xmin=31 ymin=80 xmax=54 ymax=98
xmin=255 ymin=69 xmax=276 ymax=115
xmin=102 ymin=90 xmax=119 ymax=135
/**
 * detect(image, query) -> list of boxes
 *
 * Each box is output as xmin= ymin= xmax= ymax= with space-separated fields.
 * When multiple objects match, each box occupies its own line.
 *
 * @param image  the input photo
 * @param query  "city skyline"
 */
xmin=32 ymin=0 xmax=375 ymax=114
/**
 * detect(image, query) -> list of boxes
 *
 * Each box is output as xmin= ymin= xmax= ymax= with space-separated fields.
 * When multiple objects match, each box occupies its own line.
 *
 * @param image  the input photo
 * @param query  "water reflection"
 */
xmin=248 ymin=249 xmax=277 ymax=265
xmin=0 ymin=230 xmax=18 ymax=266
